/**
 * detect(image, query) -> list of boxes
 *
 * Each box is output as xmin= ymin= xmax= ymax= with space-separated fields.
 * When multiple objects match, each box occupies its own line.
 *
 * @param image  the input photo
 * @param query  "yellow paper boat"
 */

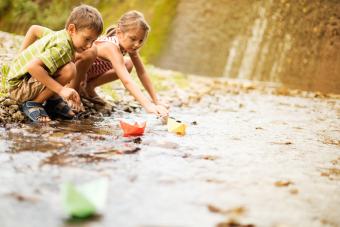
xmin=167 ymin=118 xmax=187 ymax=135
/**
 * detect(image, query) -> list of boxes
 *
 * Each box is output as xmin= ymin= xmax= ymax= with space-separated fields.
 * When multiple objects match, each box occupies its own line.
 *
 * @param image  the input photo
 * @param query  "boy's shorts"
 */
xmin=9 ymin=74 xmax=46 ymax=104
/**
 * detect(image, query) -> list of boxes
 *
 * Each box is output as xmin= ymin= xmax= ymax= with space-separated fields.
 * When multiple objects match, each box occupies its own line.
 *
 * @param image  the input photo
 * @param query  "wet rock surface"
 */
xmin=0 ymin=31 xmax=339 ymax=227
xmin=158 ymin=0 xmax=340 ymax=93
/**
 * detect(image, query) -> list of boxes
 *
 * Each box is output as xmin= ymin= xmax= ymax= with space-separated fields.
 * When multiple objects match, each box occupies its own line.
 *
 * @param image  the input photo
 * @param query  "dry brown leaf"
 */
xmin=201 ymin=155 xmax=219 ymax=161
xmin=271 ymin=141 xmax=293 ymax=145
xmin=208 ymin=204 xmax=224 ymax=213
xmin=289 ymin=188 xmax=299 ymax=195
xmin=216 ymin=219 xmax=255 ymax=227
xmin=274 ymin=180 xmax=293 ymax=187
xmin=6 ymin=192 xmax=39 ymax=202
xmin=208 ymin=205 xmax=246 ymax=216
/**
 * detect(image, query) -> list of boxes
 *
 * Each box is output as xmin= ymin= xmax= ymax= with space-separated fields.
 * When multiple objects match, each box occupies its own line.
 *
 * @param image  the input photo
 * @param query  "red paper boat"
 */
xmin=119 ymin=120 xmax=146 ymax=137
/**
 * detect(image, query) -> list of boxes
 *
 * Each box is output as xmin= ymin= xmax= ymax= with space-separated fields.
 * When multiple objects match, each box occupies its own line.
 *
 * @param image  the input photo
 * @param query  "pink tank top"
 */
xmin=87 ymin=36 xmax=126 ymax=81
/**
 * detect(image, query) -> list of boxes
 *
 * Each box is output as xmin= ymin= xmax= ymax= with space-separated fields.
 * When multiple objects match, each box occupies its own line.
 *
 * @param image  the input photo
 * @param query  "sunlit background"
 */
xmin=0 ymin=0 xmax=339 ymax=93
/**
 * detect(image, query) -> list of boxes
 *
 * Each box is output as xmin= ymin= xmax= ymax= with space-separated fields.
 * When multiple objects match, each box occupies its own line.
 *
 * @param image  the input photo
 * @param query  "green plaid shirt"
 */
xmin=7 ymin=28 xmax=75 ymax=88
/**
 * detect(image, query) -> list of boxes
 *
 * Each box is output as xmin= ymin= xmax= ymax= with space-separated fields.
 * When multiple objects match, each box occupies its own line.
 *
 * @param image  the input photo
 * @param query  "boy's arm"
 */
xmin=129 ymin=51 xmax=159 ymax=104
xmin=19 ymin=25 xmax=48 ymax=52
xmin=26 ymin=58 xmax=80 ymax=104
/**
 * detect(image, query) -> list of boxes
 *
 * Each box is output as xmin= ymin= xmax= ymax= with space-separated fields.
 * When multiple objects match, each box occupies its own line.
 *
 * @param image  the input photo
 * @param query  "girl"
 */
xmin=76 ymin=10 xmax=169 ymax=117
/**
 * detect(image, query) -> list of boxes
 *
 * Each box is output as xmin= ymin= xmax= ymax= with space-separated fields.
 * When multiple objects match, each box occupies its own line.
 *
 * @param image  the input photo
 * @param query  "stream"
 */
xmin=0 ymin=89 xmax=339 ymax=227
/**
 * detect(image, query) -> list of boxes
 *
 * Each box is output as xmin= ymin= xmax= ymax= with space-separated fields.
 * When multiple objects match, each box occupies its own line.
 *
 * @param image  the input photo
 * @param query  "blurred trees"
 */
xmin=0 ymin=0 xmax=178 ymax=62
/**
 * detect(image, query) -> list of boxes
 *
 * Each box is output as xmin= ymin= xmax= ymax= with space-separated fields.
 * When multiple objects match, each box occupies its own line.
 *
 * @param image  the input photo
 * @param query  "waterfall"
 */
xmin=237 ymin=7 xmax=268 ymax=79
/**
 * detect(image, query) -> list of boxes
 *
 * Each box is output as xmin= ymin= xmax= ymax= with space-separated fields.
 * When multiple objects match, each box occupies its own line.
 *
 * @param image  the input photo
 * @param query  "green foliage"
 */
xmin=0 ymin=64 xmax=9 ymax=96
xmin=142 ymin=0 xmax=179 ymax=63
xmin=12 ymin=0 xmax=39 ymax=31
xmin=142 ymin=66 xmax=188 ymax=92
xmin=0 ymin=0 xmax=10 ymax=16
xmin=101 ymin=83 xmax=120 ymax=100
xmin=97 ymin=0 xmax=179 ymax=63
xmin=35 ymin=0 xmax=74 ymax=30
xmin=0 ymin=0 xmax=178 ymax=63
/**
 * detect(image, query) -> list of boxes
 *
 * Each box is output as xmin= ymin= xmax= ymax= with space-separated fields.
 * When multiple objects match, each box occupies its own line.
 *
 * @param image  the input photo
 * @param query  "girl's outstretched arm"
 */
xmin=19 ymin=25 xmax=45 ymax=52
xmin=97 ymin=42 xmax=168 ymax=116
xmin=129 ymin=52 xmax=158 ymax=104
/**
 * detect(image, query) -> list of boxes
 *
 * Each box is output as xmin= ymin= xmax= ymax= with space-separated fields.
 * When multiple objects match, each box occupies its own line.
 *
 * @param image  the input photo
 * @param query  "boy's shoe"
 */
xmin=22 ymin=101 xmax=50 ymax=122
xmin=44 ymin=97 xmax=75 ymax=120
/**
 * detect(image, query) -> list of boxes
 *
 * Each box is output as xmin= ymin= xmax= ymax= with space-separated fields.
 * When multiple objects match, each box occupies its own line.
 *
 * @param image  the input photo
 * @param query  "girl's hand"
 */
xmin=145 ymin=103 xmax=169 ymax=117
xmin=154 ymin=99 xmax=170 ymax=109
xmin=155 ymin=104 xmax=169 ymax=117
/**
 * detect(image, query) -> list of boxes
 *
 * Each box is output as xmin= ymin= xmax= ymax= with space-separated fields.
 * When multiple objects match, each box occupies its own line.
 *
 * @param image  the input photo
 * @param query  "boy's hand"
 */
xmin=67 ymin=99 xmax=85 ymax=113
xmin=59 ymin=87 xmax=81 ymax=109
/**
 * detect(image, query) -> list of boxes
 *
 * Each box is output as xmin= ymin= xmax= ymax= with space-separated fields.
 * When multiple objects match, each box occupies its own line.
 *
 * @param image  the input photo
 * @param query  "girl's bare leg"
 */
xmin=86 ymin=58 xmax=133 ymax=98
xmin=71 ymin=46 xmax=97 ymax=91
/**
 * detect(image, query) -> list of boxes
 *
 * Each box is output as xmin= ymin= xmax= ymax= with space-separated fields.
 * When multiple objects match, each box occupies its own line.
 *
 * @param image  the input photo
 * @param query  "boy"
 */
xmin=7 ymin=4 xmax=103 ymax=122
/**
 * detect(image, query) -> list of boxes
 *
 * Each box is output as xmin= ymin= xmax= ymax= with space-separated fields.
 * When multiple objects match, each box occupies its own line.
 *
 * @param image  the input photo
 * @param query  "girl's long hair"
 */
xmin=106 ymin=10 xmax=150 ymax=37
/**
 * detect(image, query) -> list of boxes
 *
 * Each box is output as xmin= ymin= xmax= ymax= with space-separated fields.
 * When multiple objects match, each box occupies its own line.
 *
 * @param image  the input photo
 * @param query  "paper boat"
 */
xmin=119 ymin=120 xmax=146 ymax=136
xmin=167 ymin=118 xmax=187 ymax=135
xmin=61 ymin=178 xmax=108 ymax=218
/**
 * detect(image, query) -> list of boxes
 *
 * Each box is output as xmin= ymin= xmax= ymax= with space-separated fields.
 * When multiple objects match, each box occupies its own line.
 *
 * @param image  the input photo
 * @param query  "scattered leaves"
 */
xmin=322 ymin=138 xmax=340 ymax=146
xmin=320 ymin=168 xmax=340 ymax=179
xmin=41 ymin=151 xmax=108 ymax=166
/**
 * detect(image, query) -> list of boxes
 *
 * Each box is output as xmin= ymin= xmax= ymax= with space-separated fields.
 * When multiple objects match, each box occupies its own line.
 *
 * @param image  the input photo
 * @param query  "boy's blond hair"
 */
xmin=106 ymin=10 xmax=150 ymax=37
xmin=66 ymin=4 xmax=103 ymax=35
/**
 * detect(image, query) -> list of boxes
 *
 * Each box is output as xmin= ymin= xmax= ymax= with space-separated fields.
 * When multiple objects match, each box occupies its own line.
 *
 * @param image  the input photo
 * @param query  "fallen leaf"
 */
xmin=207 ymin=205 xmax=246 ymax=216
xmin=216 ymin=220 xmax=255 ymax=227
xmin=6 ymin=192 xmax=39 ymax=202
xmin=320 ymin=168 xmax=340 ymax=177
xmin=289 ymin=188 xmax=299 ymax=195
xmin=275 ymin=180 xmax=293 ymax=187
xmin=229 ymin=207 xmax=246 ymax=216
xmin=322 ymin=138 xmax=340 ymax=146
xmin=271 ymin=141 xmax=293 ymax=145
xmin=208 ymin=204 xmax=224 ymax=213
xmin=201 ymin=155 xmax=218 ymax=161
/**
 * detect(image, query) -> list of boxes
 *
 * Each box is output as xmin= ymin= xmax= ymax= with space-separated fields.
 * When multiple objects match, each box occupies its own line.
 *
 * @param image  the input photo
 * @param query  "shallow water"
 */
xmin=0 ymin=91 xmax=339 ymax=227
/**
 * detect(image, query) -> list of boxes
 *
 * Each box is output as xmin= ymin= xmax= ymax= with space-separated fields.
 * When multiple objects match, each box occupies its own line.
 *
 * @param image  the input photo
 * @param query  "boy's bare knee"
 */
xmin=125 ymin=59 xmax=134 ymax=73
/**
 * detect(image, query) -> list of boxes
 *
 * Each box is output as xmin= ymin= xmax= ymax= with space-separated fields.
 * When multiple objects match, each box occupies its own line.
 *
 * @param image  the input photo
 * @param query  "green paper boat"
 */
xmin=61 ymin=178 xmax=108 ymax=218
